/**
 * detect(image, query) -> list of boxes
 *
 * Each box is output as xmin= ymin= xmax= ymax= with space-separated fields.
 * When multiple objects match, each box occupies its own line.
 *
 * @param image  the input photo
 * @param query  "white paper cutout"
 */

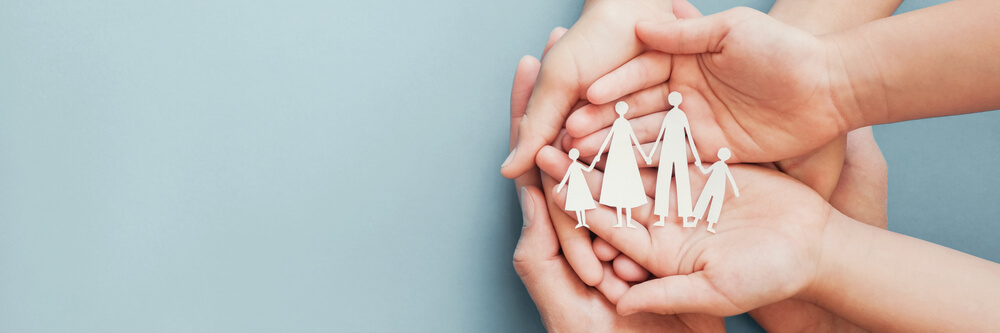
xmin=557 ymin=148 xmax=597 ymax=229
xmin=691 ymin=148 xmax=740 ymax=233
xmin=647 ymin=92 xmax=703 ymax=227
xmin=590 ymin=102 xmax=652 ymax=228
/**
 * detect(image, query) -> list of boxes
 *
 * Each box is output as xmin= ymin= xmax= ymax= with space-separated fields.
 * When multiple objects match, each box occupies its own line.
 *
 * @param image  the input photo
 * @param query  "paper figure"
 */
xmin=556 ymin=148 xmax=597 ymax=229
xmin=590 ymin=102 xmax=652 ymax=228
xmin=691 ymin=148 xmax=740 ymax=233
xmin=646 ymin=92 xmax=703 ymax=227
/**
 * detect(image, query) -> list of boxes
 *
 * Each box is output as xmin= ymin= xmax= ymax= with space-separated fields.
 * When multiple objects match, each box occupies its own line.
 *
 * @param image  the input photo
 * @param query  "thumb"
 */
xmin=513 ymin=186 xmax=559 ymax=263
xmin=637 ymin=7 xmax=760 ymax=55
xmin=617 ymin=272 xmax=743 ymax=317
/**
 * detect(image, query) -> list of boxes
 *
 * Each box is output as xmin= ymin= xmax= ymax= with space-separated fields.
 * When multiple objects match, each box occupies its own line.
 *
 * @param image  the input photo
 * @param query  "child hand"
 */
xmin=572 ymin=8 xmax=861 ymax=173
xmin=537 ymin=146 xmax=833 ymax=317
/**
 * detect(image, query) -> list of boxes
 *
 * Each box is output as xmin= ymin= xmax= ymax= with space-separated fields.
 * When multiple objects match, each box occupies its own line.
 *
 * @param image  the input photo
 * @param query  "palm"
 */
xmin=664 ymin=20 xmax=838 ymax=164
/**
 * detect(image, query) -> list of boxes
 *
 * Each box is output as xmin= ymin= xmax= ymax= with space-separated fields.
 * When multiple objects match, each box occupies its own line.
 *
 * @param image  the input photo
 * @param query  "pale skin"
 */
xmin=512 ymin=0 xmax=899 ymax=331
xmin=536 ymin=146 xmax=1000 ymax=332
xmin=548 ymin=1 xmax=1000 ymax=330
xmin=509 ymin=50 xmax=726 ymax=331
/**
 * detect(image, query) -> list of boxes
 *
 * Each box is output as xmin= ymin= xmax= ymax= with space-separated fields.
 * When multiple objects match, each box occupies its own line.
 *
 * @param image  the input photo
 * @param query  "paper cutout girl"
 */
xmin=647 ymin=92 xmax=703 ymax=227
xmin=590 ymin=102 xmax=652 ymax=228
xmin=556 ymin=148 xmax=596 ymax=229
xmin=691 ymin=148 xmax=740 ymax=233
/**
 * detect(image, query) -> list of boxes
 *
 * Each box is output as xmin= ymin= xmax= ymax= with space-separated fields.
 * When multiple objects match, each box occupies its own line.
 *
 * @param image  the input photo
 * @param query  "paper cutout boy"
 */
xmin=691 ymin=148 xmax=740 ymax=233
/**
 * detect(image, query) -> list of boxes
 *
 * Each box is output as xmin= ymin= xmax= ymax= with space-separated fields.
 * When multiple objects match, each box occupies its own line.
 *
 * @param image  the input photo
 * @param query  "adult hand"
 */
xmin=500 ymin=0 xmax=677 ymax=179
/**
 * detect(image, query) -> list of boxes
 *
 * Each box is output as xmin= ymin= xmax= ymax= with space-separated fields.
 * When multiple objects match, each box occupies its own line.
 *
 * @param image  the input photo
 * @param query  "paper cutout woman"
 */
xmin=691 ymin=148 xmax=740 ymax=233
xmin=590 ymin=102 xmax=652 ymax=228
xmin=556 ymin=148 xmax=596 ymax=229
xmin=647 ymin=92 xmax=703 ymax=227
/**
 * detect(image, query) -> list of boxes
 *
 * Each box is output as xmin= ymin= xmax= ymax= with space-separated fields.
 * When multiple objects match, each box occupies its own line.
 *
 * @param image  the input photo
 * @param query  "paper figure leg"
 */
xmin=581 ymin=210 xmax=589 ymax=228
xmin=689 ymin=187 xmax=713 ymax=228
xmin=613 ymin=207 xmax=623 ymax=228
xmin=574 ymin=211 xmax=584 ymax=229
xmin=626 ymin=207 xmax=637 ymax=229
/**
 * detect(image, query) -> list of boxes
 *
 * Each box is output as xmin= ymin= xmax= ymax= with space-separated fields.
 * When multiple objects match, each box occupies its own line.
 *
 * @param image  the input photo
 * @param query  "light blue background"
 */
xmin=0 ymin=0 xmax=990 ymax=332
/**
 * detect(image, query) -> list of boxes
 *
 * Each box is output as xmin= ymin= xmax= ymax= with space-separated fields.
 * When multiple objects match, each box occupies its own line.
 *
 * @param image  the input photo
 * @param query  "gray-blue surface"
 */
xmin=0 ymin=0 xmax=985 ymax=332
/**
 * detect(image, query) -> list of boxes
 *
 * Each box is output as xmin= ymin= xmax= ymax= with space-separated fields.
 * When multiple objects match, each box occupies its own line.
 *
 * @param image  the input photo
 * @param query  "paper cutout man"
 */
xmin=556 ymin=148 xmax=597 ymax=229
xmin=691 ymin=148 xmax=740 ymax=233
xmin=646 ymin=92 xmax=703 ymax=227
xmin=590 ymin=102 xmax=652 ymax=228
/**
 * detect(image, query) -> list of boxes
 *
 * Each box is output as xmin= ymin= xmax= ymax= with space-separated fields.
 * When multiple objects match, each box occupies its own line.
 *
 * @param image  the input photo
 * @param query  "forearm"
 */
xmin=829 ymin=0 xmax=1000 ymax=128
xmin=768 ymin=0 xmax=902 ymax=34
xmin=806 ymin=211 xmax=1000 ymax=331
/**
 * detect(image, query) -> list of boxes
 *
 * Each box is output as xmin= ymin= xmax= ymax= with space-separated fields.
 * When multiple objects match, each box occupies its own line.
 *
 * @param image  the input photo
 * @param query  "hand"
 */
xmin=513 ymin=185 xmax=724 ymax=332
xmin=537 ymin=148 xmax=832 ymax=317
xmin=500 ymin=0 xmax=677 ymax=179
xmin=574 ymin=7 xmax=859 ymax=170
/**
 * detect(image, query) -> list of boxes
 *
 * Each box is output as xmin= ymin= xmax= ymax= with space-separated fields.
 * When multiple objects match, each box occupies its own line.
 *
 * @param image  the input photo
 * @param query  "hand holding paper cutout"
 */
xmin=577 ymin=8 xmax=856 ymax=167
xmin=537 ymin=146 xmax=830 ymax=316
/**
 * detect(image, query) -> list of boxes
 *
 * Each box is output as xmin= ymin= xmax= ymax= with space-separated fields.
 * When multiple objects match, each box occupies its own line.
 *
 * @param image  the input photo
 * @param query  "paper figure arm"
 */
xmin=556 ymin=165 xmax=573 ymax=193
xmin=589 ymin=130 xmax=614 ymax=170
xmin=629 ymin=126 xmax=652 ymax=164
xmin=683 ymin=114 xmax=703 ymax=167
xmin=698 ymin=161 xmax=712 ymax=174
xmin=647 ymin=119 xmax=668 ymax=163
xmin=726 ymin=166 xmax=740 ymax=198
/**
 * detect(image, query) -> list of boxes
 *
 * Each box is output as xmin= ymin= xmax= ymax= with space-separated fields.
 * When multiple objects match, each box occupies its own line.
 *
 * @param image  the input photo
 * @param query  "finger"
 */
xmin=542 ymin=27 xmax=568 ymax=59
xmin=593 ymin=237 xmax=620 ymax=262
xmin=595 ymin=262 xmax=631 ymax=304
xmin=510 ymin=56 xmax=541 ymax=150
xmin=512 ymin=186 xmax=593 ymax=309
xmin=636 ymin=7 xmax=763 ymax=55
xmin=566 ymin=83 xmax=671 ymax=139
xmin=541 ymin=171 xmax=604 ymax=286
xmin=510 ymin=55 xmax=543 ymax=190
xmin=831 ymin=126 xmax=888 ymax=228
xmin=672 ymin=0 xmax=703 ymax=19
xmin=588 ymin=52 xmax=673 ymax=105
xmin=617 ymin=272 xmax=743 ymax=317
xmin=613 ymin=254 xmax=651 ymax=282
xmin=774 ymin=137 xmax=846 ymax=200
xmin=501 ymin=48 xmax=581 ymax=179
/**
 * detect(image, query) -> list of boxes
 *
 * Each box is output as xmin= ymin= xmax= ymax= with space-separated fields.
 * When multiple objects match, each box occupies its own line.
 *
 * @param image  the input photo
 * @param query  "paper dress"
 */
xmin=591 ymin=102 xmax=651 ymax=228
xmin=557 ymin=148 xmax=596 ymax=229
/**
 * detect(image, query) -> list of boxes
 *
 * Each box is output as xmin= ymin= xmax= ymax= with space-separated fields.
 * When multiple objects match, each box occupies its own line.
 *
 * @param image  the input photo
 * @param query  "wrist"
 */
xmin=798 ymin=209 xmax=871 ymax=307
xmin=822 ymin=31 xmax=890 ymax=132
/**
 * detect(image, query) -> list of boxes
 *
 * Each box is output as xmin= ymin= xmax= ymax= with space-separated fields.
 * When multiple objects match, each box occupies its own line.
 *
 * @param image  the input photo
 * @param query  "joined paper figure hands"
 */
xmin=559 ymin=93 xmax=739 ymax=233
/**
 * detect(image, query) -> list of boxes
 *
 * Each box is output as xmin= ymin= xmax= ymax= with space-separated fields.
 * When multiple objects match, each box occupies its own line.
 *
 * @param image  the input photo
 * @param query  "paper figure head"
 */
xmin=668 ymin=92 xmax=682 ymax=106
xmin=615 ymin=101 xmax=628 ymax=116
xmin=568 ymin=148 xmax=580 ymax=161
xmin=717 ymin=147 xmax=732 ymax=161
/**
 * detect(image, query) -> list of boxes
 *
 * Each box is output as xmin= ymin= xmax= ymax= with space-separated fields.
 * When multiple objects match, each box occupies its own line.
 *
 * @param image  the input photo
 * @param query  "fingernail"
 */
xmin=502 ymin=148 xmax=516 ymax=169
xmin=520 ymin=186 xmax=533 ymax=228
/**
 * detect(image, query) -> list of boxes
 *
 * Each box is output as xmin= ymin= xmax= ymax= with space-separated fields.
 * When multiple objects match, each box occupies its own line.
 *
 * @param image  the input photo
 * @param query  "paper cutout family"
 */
xmin=556 ymin=92 xmax=739 ymax=234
